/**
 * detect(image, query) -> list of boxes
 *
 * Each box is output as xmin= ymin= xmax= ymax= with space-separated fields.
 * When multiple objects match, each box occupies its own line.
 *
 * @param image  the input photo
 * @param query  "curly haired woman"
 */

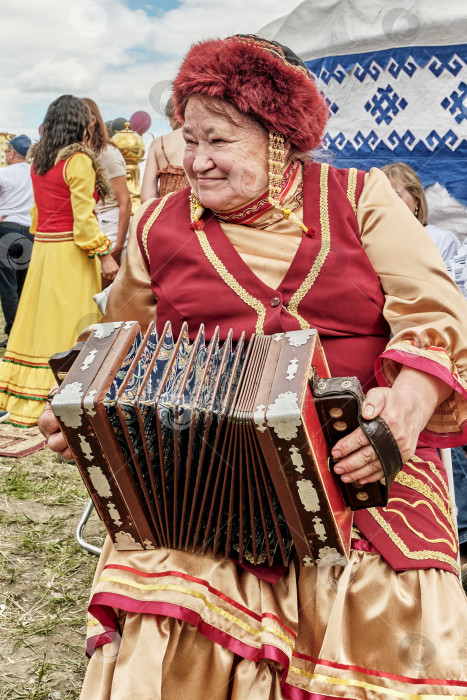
xmin=0 ymin=94 xmax=119 ymax=426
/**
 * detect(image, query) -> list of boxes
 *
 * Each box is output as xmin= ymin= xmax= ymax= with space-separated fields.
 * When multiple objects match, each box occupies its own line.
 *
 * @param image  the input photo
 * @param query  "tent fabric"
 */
xmin=259 ymin=0 xmax=467 ymax=60
xmin=259 ymin=1 xmax=467 ymax=235
xmin=305 ymin=43 xmax=467 ymax=206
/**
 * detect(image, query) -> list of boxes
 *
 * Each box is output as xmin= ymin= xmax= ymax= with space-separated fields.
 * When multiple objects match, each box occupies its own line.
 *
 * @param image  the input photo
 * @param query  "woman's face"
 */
xmin=182 ymin=96 xmax=270 ymax=212
xmin=389 ymin=178 xmax=419 ymax=215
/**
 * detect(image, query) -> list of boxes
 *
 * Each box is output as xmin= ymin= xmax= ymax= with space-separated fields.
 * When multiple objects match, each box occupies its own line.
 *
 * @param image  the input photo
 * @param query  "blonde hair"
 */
xmin=165 ymin=97 xmax=182 ymax=129
xmin=380 ymin=161 xmax=428 ymax=226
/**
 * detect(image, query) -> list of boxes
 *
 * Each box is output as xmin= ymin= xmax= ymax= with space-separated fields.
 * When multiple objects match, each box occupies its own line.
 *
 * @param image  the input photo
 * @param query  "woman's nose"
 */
xmin=192 ymin=144 xmax=214 ymax=173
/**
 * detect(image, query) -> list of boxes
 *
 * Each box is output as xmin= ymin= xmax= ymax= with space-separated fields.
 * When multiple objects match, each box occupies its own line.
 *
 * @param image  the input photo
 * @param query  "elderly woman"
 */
xmin=40 ymin=37 xmax=467 ymax=699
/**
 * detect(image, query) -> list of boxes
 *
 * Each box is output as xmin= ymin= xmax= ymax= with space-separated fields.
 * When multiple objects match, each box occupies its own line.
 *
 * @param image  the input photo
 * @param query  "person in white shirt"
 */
xmin=381 ymin=161 xmax=459 ymax=265
xmin=0 ymin=134 xmax=34 ymax=348
xmin=82 ymin=98 xmax=132 ymax=267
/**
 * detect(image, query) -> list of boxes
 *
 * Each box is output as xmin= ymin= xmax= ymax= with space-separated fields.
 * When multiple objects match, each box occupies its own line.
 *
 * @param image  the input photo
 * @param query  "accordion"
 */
xmin=50 ymin=321 xmax=399 ymax=567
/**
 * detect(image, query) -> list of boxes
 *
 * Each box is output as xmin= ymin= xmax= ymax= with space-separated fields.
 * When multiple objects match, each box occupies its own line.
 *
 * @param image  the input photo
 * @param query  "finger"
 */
xmin=59 ymin=447 xmax=73 ymax=461
xmin=47 ymin=430 xmax=69 ymax=454
xmin=362 ymin=386 xmax=390 ymax=420
xmin=38 ymin=404 xmax=58 ymax=440
xmin=340 ymin=460 xmax=383 ymax=483
xmin=334 ymin=443 xmax=376 ymax=475
xmin=332 ymin=426 xmax=369 ymax=460
xmin=359 ymin=468 xmax=385 ymax=485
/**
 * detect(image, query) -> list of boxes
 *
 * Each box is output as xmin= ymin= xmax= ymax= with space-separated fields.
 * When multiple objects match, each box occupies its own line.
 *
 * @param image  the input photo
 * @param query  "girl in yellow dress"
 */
xmin=0 ymin=94 xmax=119 ymax=426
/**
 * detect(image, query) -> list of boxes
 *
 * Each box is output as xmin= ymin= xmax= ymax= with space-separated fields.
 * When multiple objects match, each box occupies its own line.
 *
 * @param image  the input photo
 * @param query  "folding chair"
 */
xmin=76 ymin=498 xmax=102 ymax=556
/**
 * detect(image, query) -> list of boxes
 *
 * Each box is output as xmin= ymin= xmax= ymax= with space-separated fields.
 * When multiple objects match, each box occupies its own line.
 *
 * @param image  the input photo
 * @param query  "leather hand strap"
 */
xmin=311 ymin=375 xmax=403 ymax=509
xmin=357 ymin=412 xmax=403 ymax=497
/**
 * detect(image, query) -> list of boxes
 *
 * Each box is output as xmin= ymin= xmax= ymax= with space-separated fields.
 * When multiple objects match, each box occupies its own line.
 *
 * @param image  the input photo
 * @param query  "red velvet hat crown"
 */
xmin=173 ymin=35 xmax=328 ymax=153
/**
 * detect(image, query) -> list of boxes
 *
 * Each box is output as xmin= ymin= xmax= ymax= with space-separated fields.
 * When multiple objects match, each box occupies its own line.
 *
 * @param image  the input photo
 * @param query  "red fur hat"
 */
xmin=173 ymin=35 xmax=328 ymax=153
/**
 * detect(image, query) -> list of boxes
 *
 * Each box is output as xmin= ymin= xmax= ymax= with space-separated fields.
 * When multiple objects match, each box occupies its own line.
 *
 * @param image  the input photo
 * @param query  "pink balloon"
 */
xmin=129 ymin=111 xmax=151 ymax=135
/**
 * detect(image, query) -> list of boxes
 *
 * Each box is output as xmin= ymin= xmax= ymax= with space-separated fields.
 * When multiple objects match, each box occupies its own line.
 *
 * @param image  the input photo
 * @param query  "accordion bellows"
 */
xmin=51 ymin=321 xmax=353 ymax=567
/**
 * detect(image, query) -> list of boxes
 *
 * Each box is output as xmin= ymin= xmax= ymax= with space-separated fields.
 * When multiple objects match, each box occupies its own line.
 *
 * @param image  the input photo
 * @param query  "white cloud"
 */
xmin=1 ymin=0 xmax=300 ymax=139
xmin=144 ymin=0 xmax=295 ymax=56
xmin=18 ymin=58 xmax=96 ymax=93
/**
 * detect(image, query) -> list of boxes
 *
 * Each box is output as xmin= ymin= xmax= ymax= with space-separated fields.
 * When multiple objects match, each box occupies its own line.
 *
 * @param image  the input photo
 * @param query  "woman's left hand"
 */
xmin=331 ymin=366 xmax=453 ymax=485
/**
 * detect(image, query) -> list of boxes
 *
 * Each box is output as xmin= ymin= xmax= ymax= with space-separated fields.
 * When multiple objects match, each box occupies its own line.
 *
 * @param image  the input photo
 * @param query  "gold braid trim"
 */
xmin=141 ymin=193 xmax=173 ymax=265
xmin=395 ymin=471 xmax=457 ymax=534
xmin=285 ymin=162 xmax=331 ymax=328
xmin=194 ymin=229 xmax=267 ymax=334
xmin=404 ymin=462 xmax=451 ymax=504
xmin=382 ymin=499 xmax=457 ymax=551
xmin=409 ymin=454 xmax=450 ymax=499
xmin=346 ymin=167 xmax=358 ymax=217
xmin=368 ymin=508 xmax=460 ymax=576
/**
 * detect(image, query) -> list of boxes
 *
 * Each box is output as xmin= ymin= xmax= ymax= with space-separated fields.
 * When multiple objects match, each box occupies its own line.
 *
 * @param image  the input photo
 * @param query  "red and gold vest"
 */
xmin=138 ymin=162 xmax=388 ymax=393
xmin=137 ymin=161 xmax=459 ymax=576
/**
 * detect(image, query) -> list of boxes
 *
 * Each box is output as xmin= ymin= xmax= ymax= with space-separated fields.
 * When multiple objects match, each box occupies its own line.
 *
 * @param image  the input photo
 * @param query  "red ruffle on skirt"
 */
xmin=81 ymin=539 xmax=467 ymax=700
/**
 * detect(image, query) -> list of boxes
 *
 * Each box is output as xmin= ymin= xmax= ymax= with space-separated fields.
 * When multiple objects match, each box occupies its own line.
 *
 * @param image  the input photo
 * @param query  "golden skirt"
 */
xmin=0 ymin=239 xmax=101 ymax=426
xmin=81 ymin=539 xmax=467 ymax=699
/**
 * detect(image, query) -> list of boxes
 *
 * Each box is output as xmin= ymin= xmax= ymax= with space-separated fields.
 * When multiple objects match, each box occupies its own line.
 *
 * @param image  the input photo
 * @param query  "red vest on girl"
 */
xmin=32 ymin=156 xmax=98 ymax=233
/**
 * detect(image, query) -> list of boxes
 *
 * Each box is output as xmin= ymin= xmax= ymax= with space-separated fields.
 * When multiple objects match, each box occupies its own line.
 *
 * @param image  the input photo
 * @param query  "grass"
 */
xmin=0 ymin=450 xmax=106 ymax=698
xmin=0 ymin=308 xmax=106 ymax=698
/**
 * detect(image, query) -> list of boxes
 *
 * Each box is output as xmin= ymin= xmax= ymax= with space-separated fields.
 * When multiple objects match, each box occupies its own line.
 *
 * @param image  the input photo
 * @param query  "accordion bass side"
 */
xmin=51 ymin=322 xmax=370 ymax=567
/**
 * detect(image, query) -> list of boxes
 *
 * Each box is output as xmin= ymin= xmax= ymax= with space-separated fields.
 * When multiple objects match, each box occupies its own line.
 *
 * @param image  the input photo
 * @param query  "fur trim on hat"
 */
xmin=54 ymin=143 xmax=113 ymax=200
xmin=173 ymin=35 xmax=328 ymax=153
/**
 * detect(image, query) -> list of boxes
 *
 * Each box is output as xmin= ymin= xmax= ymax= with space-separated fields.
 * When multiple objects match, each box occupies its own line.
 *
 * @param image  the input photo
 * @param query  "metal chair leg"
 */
xmin=76 ymin=498 xmax=102 ymax=556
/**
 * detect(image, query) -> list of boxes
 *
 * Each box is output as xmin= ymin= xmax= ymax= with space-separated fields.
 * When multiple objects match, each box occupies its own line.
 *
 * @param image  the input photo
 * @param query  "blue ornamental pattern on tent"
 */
xmin=306 ymin=44 xmax=467 ymax=206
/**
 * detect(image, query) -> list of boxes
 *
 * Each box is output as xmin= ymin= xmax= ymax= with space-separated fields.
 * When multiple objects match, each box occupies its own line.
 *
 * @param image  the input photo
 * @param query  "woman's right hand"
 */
xmin=38 ymin=402 xmax=73 ymax=460
xmin=111 ymin=246 xmax=123 ymax=266
xmin=100 ymin=253 xmax=119 ymax=281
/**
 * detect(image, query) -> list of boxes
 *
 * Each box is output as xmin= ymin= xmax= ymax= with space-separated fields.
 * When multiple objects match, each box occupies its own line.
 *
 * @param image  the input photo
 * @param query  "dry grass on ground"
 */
xmin=0 ymin=448 xmax=106 ymax=699
xmin=0 ymin=315 xmax=106 ymax=699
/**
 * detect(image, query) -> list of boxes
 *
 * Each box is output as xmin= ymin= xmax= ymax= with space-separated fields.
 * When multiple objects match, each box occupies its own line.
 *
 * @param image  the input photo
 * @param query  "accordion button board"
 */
xmin=51 ymin=322 xmax=354 ymax=567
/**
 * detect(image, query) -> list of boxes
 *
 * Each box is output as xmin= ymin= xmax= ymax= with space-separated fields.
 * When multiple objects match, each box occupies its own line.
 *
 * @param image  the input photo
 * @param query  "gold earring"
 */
xmin=189 ymin=191 xmax=205 ymax=230
xmin=268 ymin=131 xmax=308 ymax=234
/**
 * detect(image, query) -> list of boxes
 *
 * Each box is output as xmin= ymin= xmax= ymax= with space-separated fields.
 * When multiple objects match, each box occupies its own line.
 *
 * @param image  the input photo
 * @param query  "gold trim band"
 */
xmin=346 ymin=167 xmax=358 ymax=216
xmin=34 ymin=231 xmax=74 ymax=242
xmin=141 ymin=193 xmax=173 ymax=264
xmin=288 ymin=666 xmax=466 ymax=700
xmin=285 ymin=162 xmax=331 ymax=328
xmin=195 ymin=229 xmax=267 ymax=334
xmin=98 ymin=575 xmax=295 ymax=650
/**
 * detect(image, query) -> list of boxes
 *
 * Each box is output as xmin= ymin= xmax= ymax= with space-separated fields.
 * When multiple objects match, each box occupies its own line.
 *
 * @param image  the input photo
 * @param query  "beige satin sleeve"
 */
xmin=358 ymin=167 xmax=467 ymax=436
xmin=100 ymin=199 xmax=157 ymax=331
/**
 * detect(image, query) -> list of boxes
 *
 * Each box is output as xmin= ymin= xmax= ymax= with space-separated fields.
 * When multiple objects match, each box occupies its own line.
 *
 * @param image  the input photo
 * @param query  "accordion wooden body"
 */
xmin=51 ymin=321 xmax=356 ymax=567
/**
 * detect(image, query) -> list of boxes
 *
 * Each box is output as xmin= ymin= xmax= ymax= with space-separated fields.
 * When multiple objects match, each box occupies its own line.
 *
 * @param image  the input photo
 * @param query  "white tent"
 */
xmin=259 ymin=0 xmax=467 ymax=238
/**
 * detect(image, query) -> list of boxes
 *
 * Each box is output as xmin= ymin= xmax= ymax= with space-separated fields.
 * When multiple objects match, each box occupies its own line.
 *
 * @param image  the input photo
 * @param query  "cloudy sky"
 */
xmin=2 ymin=0 xmax=301 ymax=146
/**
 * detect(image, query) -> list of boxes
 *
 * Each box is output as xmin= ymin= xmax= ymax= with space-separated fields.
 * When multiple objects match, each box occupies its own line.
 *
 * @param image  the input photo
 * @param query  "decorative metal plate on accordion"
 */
xmin=51 ymin=321 xmax=354 ymax=567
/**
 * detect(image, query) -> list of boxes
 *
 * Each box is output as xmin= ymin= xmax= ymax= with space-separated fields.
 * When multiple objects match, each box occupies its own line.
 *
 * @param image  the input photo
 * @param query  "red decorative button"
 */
xmin=270 ymin=297 xmax=281 ymax=308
